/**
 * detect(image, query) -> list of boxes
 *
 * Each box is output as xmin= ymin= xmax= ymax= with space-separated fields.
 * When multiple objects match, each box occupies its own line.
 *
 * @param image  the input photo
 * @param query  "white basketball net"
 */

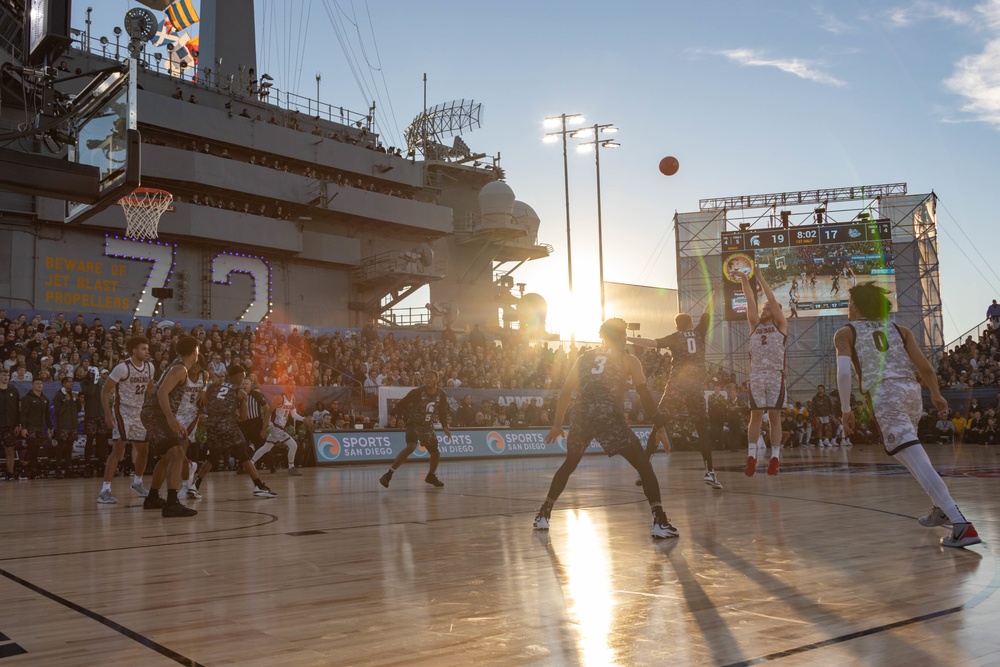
xmin=119 ymin=188 xmax=173 ymax=240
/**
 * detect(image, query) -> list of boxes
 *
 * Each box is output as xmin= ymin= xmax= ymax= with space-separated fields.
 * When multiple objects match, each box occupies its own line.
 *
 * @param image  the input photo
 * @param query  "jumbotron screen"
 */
xmin=720 ymin=220 xmax=896 ymax=321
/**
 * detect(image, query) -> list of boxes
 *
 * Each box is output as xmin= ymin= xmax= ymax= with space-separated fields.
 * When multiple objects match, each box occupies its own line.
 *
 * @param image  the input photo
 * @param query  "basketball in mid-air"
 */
xmin=659 ymin=156 xmax=679 ymax=176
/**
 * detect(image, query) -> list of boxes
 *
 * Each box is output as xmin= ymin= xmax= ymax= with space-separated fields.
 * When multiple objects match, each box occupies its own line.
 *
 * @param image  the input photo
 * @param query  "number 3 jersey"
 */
xmin=748 ymin=321 xmax=786 ymax=376
xmin=847 ymin=320 xmax=917 ymax=394
xmin=576 ymin=347 xmax=631 ymax=409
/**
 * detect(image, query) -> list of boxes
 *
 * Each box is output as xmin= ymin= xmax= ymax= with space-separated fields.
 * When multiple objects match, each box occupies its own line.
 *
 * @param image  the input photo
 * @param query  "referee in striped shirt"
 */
xmin=239 ymin=375 xmax=271 ymax=457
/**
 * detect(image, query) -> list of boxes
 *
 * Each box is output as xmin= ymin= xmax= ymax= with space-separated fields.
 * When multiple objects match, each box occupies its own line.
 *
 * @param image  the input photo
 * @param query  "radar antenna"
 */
xmin=404 ymin=99 xmax=482 ymax=159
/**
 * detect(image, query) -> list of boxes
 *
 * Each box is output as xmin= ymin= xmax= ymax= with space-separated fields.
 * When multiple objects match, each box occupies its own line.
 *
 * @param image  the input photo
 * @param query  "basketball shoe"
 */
xmin=425 ymin=473 xmax=444 ymax=487
xmin=745 ymin=456 xmax=757 ymax=477
xmin=533 ymin=504 xmax=551 ymax=531
xmin=703 ymin=471 xmax=723 ymax=490
xmin=379 ymin=469 xmax=393 ymax=488
xmin=941 ymin=523 xmax=981 ymax=548
xmin=130 ymin=478 xmax=149 ymax=497
xmin=918 ymin=506 xmax=952 ymax=527
xmin=767 ymin=457 xmax=780 ymax=476
xmin=97 ymin=489 xmax=117 ymax=504
xmin=253 ymin=484 xmax=278 ymax=498
xmin=651 ymin=509 xmax=679 ymax=539
xmin=162 ymin=503 xmax=197 ymax=518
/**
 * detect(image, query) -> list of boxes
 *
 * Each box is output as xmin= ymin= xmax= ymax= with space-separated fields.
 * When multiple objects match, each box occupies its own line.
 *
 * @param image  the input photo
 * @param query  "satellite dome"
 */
xmin=512 ymin=200 xmax=540 ymax=234
xmin=479 ymin=181 xmax=516 ymax=229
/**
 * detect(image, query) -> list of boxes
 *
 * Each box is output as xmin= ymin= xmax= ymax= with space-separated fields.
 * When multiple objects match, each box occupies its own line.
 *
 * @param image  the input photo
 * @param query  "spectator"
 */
xmin=936 ymin=412 xmax=957 ymax=443
xmin=951 ymin=411 xmax=968 ymax=442
xmin=20 ymin=379 xmax=52 ymax=479
xmin=988 ymin=299 xmax=1000 ymax=330
xmin=52 ymin=376 xmax=78 ymax=478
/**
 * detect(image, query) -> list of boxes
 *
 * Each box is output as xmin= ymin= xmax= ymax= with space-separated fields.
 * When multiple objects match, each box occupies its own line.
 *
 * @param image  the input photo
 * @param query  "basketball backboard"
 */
xmin=64 ymin=57 xmax=141 ymax=223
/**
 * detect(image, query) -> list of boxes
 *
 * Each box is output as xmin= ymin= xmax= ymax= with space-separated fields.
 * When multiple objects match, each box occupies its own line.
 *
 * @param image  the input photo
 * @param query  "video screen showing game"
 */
xmin=721 ymin=221 xmax=896 ymax=321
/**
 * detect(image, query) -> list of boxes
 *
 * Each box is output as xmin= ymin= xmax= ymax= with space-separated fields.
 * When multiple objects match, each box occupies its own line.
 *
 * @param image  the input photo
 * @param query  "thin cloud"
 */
xmin=884 ymin=2 xmax=973 ymax=27
xmin=944 ymin=1 xmax=1000 ymax=126
xmin=813 ymin=5 xmax=855 ymax=35
xmin=718 ymin=49 xmax=846 ymax=86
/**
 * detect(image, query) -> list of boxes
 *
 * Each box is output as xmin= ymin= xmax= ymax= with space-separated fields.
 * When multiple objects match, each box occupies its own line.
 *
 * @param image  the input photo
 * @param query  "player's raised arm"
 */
xmin=833 ymin=326 xmax=856 ymax=435
xmin=739 ymin=274 xmax=760 ymax=329
xmin=756 ymin=272 xmax=787 ymax=331
xmin=696 ymin=281 xmax=722 ymax=335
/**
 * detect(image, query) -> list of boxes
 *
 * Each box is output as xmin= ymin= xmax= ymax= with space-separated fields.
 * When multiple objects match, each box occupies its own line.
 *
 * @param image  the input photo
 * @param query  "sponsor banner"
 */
xmin=313 ymin=426 xmax=656 ymax=464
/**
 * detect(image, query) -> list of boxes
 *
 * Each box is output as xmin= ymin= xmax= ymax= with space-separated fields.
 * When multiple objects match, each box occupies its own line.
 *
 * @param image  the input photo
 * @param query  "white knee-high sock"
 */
xmin=286 ymin=438 xmax=298 ymax=466
xmin=895 ymin=445 xmax=967 ymax=523
xmin=252 ymin=440 xmax=275 ymax=463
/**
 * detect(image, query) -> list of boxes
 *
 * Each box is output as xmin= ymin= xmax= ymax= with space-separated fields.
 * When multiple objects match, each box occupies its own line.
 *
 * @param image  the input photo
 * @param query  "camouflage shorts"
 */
xmin=567 ymin=402 xmax=640 ymax=457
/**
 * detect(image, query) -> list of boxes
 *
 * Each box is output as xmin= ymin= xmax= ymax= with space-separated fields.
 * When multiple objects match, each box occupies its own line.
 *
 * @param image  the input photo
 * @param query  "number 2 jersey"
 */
xmin=207 ymin=380 xmax=244 ymax=430
xmin=748 ymin=320 xmax=786 ymax=376
xmin=847 ymin=320 xmax=918 ymax=394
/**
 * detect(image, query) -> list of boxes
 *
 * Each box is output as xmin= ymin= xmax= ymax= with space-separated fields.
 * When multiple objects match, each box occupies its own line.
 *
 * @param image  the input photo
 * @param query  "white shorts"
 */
xmin=112 ymin=411 xmax=147 ymax=443
xmin=869 ymin=379 xmax=922 ymax=456
xmin=267 ymin=423 xmax=294 ymax=444
xmin=817 ymin=416 xmax=831 ymax=425
xmin=748 ymin=373 xmax=786 ymax=410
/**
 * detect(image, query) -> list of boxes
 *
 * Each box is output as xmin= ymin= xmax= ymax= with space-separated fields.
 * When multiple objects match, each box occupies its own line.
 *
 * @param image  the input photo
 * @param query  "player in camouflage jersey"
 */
xmin=630 ymin=282 xmax=723 ymax=489
xmin=835 ymin=283 xmax=981 ymax=548
xmin=139 ymin=336 xmax=200 ymax=517
xmin=206 ymin=365 xmax=277 ymax=498
xmin=535 ymin=318 xmax=677 ymax=539
xmin=380 ymin=370 xmax=451 ymax=488
xmin=737 ymin=270 xmax=787 ymax=476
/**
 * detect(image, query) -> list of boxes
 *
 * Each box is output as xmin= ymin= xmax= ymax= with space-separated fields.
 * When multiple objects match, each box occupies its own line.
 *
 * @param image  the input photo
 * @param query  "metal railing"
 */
xmin=939 ymin=319 xmax=991 ymax=357
xmin=67 ymin=36 xmax=371 ymax=130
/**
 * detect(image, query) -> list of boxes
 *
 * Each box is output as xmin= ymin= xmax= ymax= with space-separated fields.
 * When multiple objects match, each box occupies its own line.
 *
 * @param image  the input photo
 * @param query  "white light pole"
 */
xmin=543 ymin=114 xmax=586 ymax=306
xmin=575 ymin=123 xmax=619 ymax=321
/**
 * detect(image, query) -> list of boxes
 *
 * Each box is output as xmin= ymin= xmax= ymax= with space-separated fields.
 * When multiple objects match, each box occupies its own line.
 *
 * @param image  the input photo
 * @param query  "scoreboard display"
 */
xmin=721 ymin=221 xmax=896 ymax=321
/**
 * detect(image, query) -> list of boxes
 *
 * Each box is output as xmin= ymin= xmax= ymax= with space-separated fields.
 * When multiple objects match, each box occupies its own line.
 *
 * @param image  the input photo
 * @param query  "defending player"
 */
xmin=534 ymin=318 xmax=677 ymax=539
xmin=139 ymin=336 xmax=200 ymax=517
xmin=206 ymin=365 xmax=277 ymax=498
xmin=176 ymin=362 xmax=209 ymax=500
xmin=629 ymin=282 xmax=723 ymax=489
xmin=835 ymin=283 xmax=981 ymax=548
xmin=98 ymin=336 xmax=152 ymax=504
xmin=737 ymin=271 xmax=787 ymax=476
xmin=250 ymin=382 xmax=303 ymax=475
xmin=379 ymin=370 xmax=450 ymax=488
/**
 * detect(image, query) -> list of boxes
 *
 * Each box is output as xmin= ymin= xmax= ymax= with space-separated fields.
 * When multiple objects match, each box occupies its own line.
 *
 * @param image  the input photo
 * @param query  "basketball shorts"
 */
xmin=239 ymin=420 xmax=266 ymax=448
xmin=749 ymin=372 xmax=786 ymax=410
xmin=405 ymin=427 xmax=438 ymax=449
xmin=817 ymin=415 xmax=831 ymax=425
xmin=84 ymin=418 xmax=110 ymax=437
xmin=177 ymin=411 xmax=200 ymax=443
xmin=658 ymin=381 xmax=708 ymax=419
xmin=867 ymin=379 xmax=923 ymax=456
xmin=266 ymin=423 xmax=294 ymax=445
xmin=0 ymin=427 xmax=17 ymax=448
xmin=208 ymin=423 xmax=251 ymax=464
xmin=143 ymin=413 xmax=188 ymax=457
xmin=566 ymin=403 xmax=639 ymax=457
xmin=113 ymin=408 xmax=146 ymax=443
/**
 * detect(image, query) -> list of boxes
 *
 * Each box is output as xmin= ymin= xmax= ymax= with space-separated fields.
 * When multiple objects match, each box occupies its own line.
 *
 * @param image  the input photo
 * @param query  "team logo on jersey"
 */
xmin=316 ymin=434 xmax=341 ymax=461
xmin=486 ymin=431 xmax=506 ymax=454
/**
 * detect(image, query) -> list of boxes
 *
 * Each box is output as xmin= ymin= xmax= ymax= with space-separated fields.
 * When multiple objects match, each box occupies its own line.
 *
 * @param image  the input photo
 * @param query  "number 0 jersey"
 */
xmin=748 ymin=321 xmax=786 ymax=376
xmin=847 ymin=320 xmax=918 ymax=394
xmin=654 ymin=312 xmax=710 ymax=383
xmin=576 ymin=347 xmax=632 ymax=408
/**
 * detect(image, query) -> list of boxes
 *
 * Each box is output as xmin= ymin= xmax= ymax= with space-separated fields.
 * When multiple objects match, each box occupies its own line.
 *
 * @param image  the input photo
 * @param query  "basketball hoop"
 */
xmin=118 ymin=187 xmax=173 ymax=240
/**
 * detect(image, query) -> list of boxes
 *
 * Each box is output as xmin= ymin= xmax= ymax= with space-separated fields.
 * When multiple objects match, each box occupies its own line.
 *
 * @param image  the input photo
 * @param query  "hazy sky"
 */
xmin=80 ymin=1 xmax=1000 ymax=343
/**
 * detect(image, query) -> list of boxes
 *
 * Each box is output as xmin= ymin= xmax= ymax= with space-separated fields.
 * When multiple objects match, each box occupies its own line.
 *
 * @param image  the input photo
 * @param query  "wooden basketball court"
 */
xmin=0 ymin=444 xmax=996 ymax=666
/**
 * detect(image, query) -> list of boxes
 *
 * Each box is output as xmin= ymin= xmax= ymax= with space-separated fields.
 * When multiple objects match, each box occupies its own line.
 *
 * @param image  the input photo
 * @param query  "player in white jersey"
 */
xmin=250 ymin=382 xmax=303 ymax=475
xmin=176 ymin=364 xmax=209 ymax=499
xmin=97 ymin=336 xmax=153 ymax=504
xmin=736 ymin=270 xmax=787 ymax=476
xmin=835 ymin=283 xmax=981 ymax=548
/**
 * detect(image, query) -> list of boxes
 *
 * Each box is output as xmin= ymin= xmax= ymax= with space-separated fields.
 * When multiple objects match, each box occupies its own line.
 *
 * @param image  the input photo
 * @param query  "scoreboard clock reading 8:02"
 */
xmin=720 ymin=220 xmax=892 ymax=251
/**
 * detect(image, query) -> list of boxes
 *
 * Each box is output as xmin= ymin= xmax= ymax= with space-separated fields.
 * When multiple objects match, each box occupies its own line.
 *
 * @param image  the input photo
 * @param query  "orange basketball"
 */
xmin=659 ymin=156 xmax=679 ymax=176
